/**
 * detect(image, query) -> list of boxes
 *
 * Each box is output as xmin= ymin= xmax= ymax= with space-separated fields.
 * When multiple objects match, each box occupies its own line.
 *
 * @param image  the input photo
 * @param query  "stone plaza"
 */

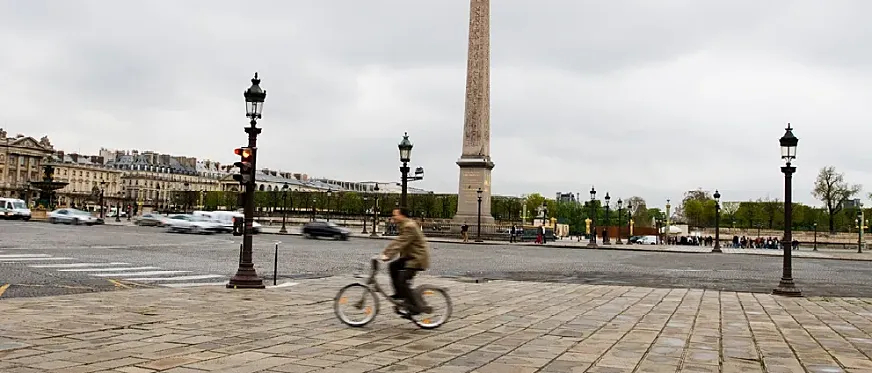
xmin=2 ymin=274 xmax=872 ymax=373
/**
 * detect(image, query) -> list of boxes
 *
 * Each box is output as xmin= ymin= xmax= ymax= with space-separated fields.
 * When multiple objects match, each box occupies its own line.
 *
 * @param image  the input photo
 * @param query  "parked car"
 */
xmin=302 ymin=221 xmax=350 ymax=240
xmin=192 ymin=211 xmax=262 ymax=234
xmin=0 ymin=198 xmax=31 ymax=220
xmin=134 ymin=213 xmax=167 ymax=227
xmin=47 ymin=208 xmax=103 ymax=225
xmin=164 ymin=214 xmax=223 ymax=234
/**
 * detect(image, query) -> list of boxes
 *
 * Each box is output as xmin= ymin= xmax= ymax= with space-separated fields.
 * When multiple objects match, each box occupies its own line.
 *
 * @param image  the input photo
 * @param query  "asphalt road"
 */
xmin=2 ymin=220 xmax=872 ymax=299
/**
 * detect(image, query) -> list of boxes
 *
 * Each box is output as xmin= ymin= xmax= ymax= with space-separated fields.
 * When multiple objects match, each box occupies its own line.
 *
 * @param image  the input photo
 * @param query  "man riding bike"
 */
xmin=380 ymin=207 xmax=430 ymax=315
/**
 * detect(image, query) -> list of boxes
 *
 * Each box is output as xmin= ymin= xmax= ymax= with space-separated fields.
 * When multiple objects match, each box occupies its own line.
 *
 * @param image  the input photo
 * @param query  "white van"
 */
xmin=0 ymin=198 xmax=31 ymax=220
xmin=193 ymin=211 xmax=262 ymax=234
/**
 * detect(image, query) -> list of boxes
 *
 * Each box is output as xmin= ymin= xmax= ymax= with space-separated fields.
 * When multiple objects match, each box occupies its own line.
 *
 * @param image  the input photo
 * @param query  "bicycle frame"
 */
xmin=355 ymin=257 xmax=404 ymax=309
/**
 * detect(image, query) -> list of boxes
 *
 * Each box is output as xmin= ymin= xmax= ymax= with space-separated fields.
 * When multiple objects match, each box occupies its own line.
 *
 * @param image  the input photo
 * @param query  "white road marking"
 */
xmin=0 ymin=257 xmax=75 ymax=262
xmin=124 ymin=274 xmax=224 ymax=282
xmin=0 ymin=254 xmax=52 ymax=258
xmin=163 ymin=282 xmax=229 ymax=288
xmin=29 ymin=262 xmax=130 ymax=268
xmin=267 ymin=281 xmax=299 ymax=289
xmin=94 ymin=270 xmax=190 ymax=277
xmin=58 ymin=266 xmax=160 ymax=272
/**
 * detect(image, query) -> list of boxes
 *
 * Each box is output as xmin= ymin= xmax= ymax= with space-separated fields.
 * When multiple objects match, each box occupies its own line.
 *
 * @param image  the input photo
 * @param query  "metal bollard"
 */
xmin=273 ymin=242 xmax=279 ymax=286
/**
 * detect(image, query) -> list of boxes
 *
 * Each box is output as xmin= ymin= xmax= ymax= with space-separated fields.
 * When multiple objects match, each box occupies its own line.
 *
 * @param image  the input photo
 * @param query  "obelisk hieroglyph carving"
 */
xmin=453 ymin=0 xmax=495 ymax=225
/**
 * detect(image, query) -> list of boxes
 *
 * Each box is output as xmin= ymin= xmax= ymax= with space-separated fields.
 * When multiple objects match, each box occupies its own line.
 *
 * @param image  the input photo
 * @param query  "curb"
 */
xmin=258 ymin=230 xmax=872 ymax=262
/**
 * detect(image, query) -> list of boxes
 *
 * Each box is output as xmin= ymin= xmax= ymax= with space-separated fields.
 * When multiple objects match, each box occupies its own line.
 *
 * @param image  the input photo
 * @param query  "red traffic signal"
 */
xmin=234 ymin=147 xmax=253 ymax=160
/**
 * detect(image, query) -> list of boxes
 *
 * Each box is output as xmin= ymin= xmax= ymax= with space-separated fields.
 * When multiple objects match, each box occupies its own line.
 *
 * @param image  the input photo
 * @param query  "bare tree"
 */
xmin=721 ymin=201 xmax=740 ymax=227
xmin=812 ymin=166 xmax=862 ymax=233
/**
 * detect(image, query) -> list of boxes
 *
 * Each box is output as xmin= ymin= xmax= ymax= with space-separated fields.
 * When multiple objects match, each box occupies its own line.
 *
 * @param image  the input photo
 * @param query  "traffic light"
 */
xmin=232 ymin=147 xmax=253 ymax=184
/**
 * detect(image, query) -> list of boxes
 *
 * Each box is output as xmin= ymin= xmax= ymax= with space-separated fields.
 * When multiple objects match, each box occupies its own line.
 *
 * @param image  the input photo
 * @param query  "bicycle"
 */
xmin=333 ymin=256 xmax=452 ymax=329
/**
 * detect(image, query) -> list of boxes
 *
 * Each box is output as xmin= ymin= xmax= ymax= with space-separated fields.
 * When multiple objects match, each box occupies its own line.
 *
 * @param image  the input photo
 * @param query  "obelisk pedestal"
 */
xmin=453 ymin=0 xmax=495 ymax=226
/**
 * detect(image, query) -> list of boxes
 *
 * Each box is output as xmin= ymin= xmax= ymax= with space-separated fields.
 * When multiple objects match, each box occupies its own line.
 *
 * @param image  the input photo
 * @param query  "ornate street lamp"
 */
xmin=326 ymin=189 xmax=333 ymax=222
xmin=99 ymin=181 xmax=108 ymax=219
xmin=603 ymin=193 xmax=611 ymax=245
xmin=371 ymin=184 xmax=380 ymax=237
xmin=475 ymin=188 xmax=484 ymax=242
xmin=279 ymin=182 xmax=289 ymax=234
xmin=228 ymin=72 xmax=267 ymax=290
xmin=813 ymin=222 xmax=818 ymax=251
xmin=587 ymin=186 xmax=597 ymax=248
xmin=773 ymin=123 xmax=800 ymax=297
xmin=626 ymin=202 xmax=633 ymax=245
xmin=712 ymin=190 xmax=722 ymax=253
xmin=398 ymin=133 xmax=413 ymax=210
xmin=616 ymin=199 xmax=624 ymax=244
xmin=362 ymin=195 xmax=369 ymax=234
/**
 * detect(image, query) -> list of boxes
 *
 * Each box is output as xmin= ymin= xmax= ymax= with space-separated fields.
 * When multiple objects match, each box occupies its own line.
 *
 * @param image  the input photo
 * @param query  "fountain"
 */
xmin=29 ymin=164 xmax=68 ymax=210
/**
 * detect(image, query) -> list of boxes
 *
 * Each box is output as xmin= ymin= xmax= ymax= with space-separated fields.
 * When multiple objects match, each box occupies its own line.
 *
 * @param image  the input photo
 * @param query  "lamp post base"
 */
xmin=615 ymin=238 xmax=623 ymax=244
xmin=586 ymin=242 xmax=598 ymax=249
xmin=711 ymin=244 xmax=723 ymax=253
xmin=772 ymin=279 xmax=802 ymax=297
xmin=227 ymin=267 xmax=265 ymax=289
xmin=278 ymin=225 xmax=287 ymax=234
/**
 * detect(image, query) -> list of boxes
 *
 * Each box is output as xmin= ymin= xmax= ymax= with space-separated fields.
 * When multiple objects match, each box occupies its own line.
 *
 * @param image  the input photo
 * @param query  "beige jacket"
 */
xmin=382 ymin=219 xmax=430 ymax=270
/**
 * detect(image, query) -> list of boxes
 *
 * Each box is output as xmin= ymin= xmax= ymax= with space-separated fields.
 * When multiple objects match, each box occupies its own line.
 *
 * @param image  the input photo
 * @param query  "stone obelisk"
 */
xmin=453 ymin=0 xmax=495 ymax=225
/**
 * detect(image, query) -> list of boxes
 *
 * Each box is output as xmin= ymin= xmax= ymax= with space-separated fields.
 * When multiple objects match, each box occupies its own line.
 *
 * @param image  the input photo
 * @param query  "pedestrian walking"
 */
xmin=510 ymin=225 xmax=516 ymax=243
xmin=461 ymin=223 xmax=469 ymax=243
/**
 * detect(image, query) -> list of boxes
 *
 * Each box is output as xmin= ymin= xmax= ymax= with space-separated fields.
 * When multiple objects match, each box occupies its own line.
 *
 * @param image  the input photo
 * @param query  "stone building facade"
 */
xmin=47 ymin=152 xmax=123 ymax=208
xmin=0 ymin=129 xmax=56 ymax=201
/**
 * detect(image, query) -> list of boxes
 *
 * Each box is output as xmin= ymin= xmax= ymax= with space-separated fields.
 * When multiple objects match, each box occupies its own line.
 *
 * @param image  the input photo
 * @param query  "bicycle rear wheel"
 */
xmin=410 ymin=285 xmax=452 ymax=329
xmin=334 ymin=283 xmax=379 ymax=327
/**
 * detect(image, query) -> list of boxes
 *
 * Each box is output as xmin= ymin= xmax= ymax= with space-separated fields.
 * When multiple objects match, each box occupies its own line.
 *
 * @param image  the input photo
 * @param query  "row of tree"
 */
xmin=674 ymin=166 xmax=865 ymax=233
xmin=160 ymin=165 xmax=866 ymax=234
xmin=167 ymin=190 xmax=655 ymax=233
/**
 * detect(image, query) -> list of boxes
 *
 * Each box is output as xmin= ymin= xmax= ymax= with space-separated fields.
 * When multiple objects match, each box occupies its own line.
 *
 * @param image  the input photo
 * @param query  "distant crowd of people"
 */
xmin=665 ymin=235 xmax=800 ymax=250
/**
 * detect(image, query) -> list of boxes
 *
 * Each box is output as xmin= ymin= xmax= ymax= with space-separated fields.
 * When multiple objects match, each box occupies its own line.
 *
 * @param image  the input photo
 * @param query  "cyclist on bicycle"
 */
xmin=380 ymin=207 xmax=430 ymax=315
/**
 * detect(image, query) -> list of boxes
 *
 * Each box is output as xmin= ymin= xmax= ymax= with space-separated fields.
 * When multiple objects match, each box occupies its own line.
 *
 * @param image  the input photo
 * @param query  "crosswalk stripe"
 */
xmin=0 ymin=254 xmax=52 ymax=258
xmin=94 ymin=270 xmax=190 ymax=277
xmin=58 ymin=266 xmax=160 ymax=272
xmin=124 ymin=274 xmax=224 ymax=282
xmin=163 ymin=282 xmax=229 ymax=288
xmin=0 ymin=257 xmax=75 ymax=262
xmin=30 ymin=262 xmax=130 ymax=268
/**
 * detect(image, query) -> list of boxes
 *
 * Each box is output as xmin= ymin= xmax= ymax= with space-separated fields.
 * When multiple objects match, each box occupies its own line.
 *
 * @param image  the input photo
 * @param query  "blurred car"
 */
xmin=192 ymin=211 xmax=261 ymax=234
xmin=164 ymin=214 xmax=223 ymax=234
xmin=47 ymin=208 xmax=103 ymax=225
xmin=134 ymin=213 xmax=167 ymax=227
xmin=302 ymin=221 xmax=350 ymax=240
xmin=0 ymin=198 xmax=31 ymax=220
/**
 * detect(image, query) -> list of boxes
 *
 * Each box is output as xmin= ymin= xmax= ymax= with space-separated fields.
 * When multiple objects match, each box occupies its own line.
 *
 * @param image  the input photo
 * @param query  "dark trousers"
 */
xmin=389 ymin=258 xmax=421 ymax=310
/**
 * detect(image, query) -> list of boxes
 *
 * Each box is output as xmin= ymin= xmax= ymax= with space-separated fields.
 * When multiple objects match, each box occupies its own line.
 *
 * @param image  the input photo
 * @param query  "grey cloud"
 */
xmin=1 ymin=0 xmax=870 ymax=208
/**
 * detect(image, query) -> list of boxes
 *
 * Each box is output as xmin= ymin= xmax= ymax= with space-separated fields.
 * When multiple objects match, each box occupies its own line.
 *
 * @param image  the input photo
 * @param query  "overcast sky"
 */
xmin=2 ymin=0 xmax=869 ymax=208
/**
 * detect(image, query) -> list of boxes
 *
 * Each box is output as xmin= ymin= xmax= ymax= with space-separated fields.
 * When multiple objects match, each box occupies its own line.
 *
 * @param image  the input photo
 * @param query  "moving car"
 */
xmin=0 ymin=198 xmax=31 ymax=220
xmin=164 ymin=214 xmax=223 ymax=234
xmin=134 ymin=213 xmax=167 ymax=227
xmin=302 ymin=221 xmax=350 ymax=240
xmin=47 ymin=208 xmax=103 ymax=225
xmin=192 ymin=211 xmax=262 ymax=234
xmin=637 ymin=235 xmax=659 ymax=245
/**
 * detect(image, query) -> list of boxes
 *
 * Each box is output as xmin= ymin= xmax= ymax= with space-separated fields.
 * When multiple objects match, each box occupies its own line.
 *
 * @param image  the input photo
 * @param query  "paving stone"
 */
xmin=2 ymin=276 xmax=872 ymax=373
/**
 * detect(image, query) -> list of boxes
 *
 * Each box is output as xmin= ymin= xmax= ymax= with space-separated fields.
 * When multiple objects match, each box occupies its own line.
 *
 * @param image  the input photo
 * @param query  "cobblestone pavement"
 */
xmin=2 ymin=275 xmax=872 ymax=372
xmin=4 ymin=221 xmax=872 ymax=298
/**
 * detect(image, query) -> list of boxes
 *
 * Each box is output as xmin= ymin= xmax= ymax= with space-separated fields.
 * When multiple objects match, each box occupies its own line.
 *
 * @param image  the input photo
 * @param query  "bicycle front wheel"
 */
xmin=334 ymin=283 xmax=379 ymax=327
xmin=410 ymin=285 xmax=452 ymax=329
